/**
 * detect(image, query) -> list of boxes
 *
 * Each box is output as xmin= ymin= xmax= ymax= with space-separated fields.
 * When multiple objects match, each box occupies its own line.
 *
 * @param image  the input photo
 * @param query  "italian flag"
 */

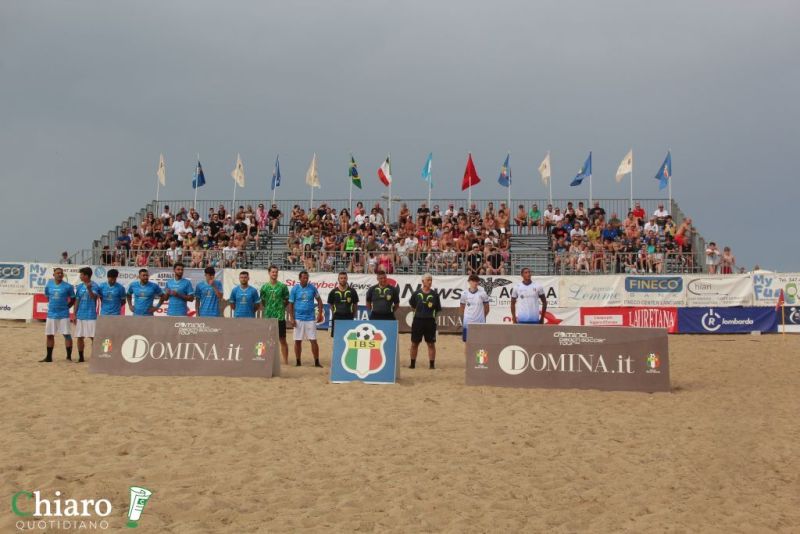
xmin=378 ymin=155 xmax=392 ymax=187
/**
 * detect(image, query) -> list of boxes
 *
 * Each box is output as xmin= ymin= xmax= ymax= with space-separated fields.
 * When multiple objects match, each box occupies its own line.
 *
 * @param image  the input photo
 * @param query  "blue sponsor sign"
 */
xmin=625 ymin=276 xmax=683 ymax=293
xmin=330 ymin=320 xmax=399 ymax=384
xmin=678 ymin=307 xmax=777 ymax=334
xmin=0 ymin=263 xmax=25 ymax=280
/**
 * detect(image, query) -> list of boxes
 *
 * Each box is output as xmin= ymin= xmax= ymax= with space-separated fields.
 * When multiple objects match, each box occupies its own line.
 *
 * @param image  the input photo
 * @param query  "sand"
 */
xmin=1 ymin=321 xmax=799 ymax=533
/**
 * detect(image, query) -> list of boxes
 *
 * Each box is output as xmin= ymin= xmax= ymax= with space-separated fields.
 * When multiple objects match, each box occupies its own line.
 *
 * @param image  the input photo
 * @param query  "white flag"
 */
xmin=615 ymin=149 xmax=633 ymax=183
xmin=305 ymin=153 xmax=321 ymax=188
xmin=231 ymin=153 xmax=245 ymax=188
xmin=156 ymin=154 xmax=166 ymax=186
xmin=538 ymin=152 xmax=551 ymax=186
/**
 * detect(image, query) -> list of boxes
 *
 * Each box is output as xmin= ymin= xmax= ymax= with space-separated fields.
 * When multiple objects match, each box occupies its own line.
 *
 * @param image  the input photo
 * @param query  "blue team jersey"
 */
xmin=195 ymin=280 xmax=222 ymax=317
xmin=97 ymin=282 xmax=126 ymax=316
xmin=229 ymin=285 xmax=259 ymax=318
xmin=165 ymin=278 xmax=194 ymax=316
xmin=289 ymin=283 xmax=319 ymax=321
xmin=44 ymin=280 xmax=75 ymax=319
xmin=127 ymin=281 xmax=163 ymax=316
xmin=74 ymin=282 xmax=100 ymax=320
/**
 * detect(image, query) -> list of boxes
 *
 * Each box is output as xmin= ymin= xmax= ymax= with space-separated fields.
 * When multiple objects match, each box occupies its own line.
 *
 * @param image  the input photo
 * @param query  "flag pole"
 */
xmin=271 ymin=154 xmax=277 ymax=207
xmin=548 ymin=151 xmax=553 ymax=208
xmin=193 ymin=153 xmax=199 ymax=211
xmin=507 ymin=151 xmax=512 ymax=214
xmin=630 ymin=149 xmax=634 ymax=211
xmin=387 ymin=152 xmax=392 ymax=220
xmin=467 ymin=152 xmax=472 ymax=209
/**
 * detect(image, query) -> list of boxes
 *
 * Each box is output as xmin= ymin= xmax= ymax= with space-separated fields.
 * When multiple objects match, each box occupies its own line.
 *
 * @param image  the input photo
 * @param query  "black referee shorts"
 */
xmin=277 ymin=320 xmax=286 ymax=339
xmin=411 ymin=318 xmax=437 ymax=344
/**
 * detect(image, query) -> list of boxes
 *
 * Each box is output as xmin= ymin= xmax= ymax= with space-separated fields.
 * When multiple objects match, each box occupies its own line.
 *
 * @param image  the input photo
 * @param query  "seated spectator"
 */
xmin=643 ymin=217 xmax=659 ymax=236
xmin=631 ymin=202 xmax=646 ymax=226
xmin=466 ymin=243 xmax=484 ymax=275
xmin=653 ymin=203 xmax=669 ymax=227
xmin=267 ymin=204 xmax=282 ymax=233
xmin=485 ymin=246 xmax=505 ymax=275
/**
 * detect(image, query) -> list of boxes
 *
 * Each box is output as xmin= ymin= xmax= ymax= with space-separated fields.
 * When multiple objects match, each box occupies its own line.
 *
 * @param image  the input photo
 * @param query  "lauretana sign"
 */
xmin=465 ymin=324 xmax=670 ymax=393
xmin=581 ymin=306 xmax=678 ymax=333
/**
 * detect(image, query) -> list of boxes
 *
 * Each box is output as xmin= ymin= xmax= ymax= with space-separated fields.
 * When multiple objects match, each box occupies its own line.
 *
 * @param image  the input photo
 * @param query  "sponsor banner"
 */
xmin=777 ymin=306 xmax=800 ymax=333
xmin=32 ymin=293 xmax=77 ymax=321
xmin=223 ymin=270 xmax=560 ymax=309
xmin=465 ymin=324 xmax=670 ymax=393
xmin=685 ymin=275 xmax=753 ymax=307
xmin=0 ymin=294 xmax=33 ymax=319
xmin=329 ymin=320 xmax=399 ymax=384
xmin=752 ymin=273 xmax=800 ymax=307
xmin=0 ymin=262 xmax=29 ymax=292
xmin=486 ymin=306 xmax=581 ymax=326
xmin=90 ymin=316 xmax=280 ymax=377
xmin=581 ymin=307 xmax=679 ymax=333
xmin=397 ymin=306 xmax=463 ymax=334
xmin=622 ymin=276 xmax=686 ymax=307
xmin=319 ymin=304 xmax=370 ymax=330
xmin=28 ymin=263 xmax=84 ymax=293
xmin=677 ymin=307 xmax=778 ymax=334
xmin=559 ymin=275 xmax=625 ymax=307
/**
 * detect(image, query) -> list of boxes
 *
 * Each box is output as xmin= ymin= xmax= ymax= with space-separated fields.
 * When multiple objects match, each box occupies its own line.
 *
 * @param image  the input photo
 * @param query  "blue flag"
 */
xmin=192 ymin=160 xmax=206 ymax=189
xmin=570 ymin=152 xmax=592 ymax=187
xmin=271 ymin=155 xmax=281 ymax=191
xmin=655 ymin=151 xmax=671 ymax=190
xmin=498 ymin=153 xmax=511 ymax=187
xmin=421 ymin=152 xmax=433 ymax=187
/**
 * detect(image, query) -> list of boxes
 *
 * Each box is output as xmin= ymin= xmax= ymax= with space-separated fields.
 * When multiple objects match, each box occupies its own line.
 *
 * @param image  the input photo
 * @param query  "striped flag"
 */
xmin=378 ymin=155 xmax=392 ymax=187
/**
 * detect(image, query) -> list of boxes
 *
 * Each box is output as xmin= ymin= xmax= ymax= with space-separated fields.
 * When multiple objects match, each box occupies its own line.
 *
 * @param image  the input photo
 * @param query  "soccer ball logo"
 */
xmin=646 ymin=353 xmax=660 ymax=370
xmin=475 ymin=349 xmax=488 ymax=367
xmin=342 ymin=324 xmax=386 ymax=379
xmin=102 ymin=339 xmax=112 ymax=353
xmin=355 ymin=324 xmax=376 ymax=341
xmin=254 ymin=342 xmax=266 ymax=357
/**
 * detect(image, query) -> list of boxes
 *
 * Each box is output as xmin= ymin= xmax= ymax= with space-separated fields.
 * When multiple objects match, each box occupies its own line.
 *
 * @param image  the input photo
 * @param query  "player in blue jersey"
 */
xmin=288 ymin=270 xmax=324 ymax=367
xmin=73 ymin=267 xmax=99 ymax=363
xmin=97 ymin=269 xmax=126 ymax=316
xmin=164 ymin=262 xmax=194 ymax=316
xmin=40 ymin=267 xmax=76 ymax=362
xmin=126 ymin=269 xmax=165 ymax=316
xmin=195 ymin=267 xmax=223 ymax=317
xmin=228 ymin=271 xmax=261 ymax=318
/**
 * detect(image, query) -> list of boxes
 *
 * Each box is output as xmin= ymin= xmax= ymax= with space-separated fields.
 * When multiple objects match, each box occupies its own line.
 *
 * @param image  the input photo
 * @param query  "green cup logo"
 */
xmin=126 ymin=487 xmax=152 ymax=528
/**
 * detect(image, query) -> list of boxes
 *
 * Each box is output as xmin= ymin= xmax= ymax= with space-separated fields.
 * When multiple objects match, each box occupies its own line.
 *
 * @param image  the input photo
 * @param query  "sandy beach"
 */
xmin=1 ymin=321 xmax=798 ymax=533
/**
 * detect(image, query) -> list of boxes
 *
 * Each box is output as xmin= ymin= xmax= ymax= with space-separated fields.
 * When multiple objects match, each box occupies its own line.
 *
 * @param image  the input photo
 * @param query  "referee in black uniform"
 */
xmin=366 ymin=269 xmax=400 ymax=321
xmin=408 ymin=273 xmax=442 ymax=369
xmin=327 ymin=271 xmax=359 ymax=337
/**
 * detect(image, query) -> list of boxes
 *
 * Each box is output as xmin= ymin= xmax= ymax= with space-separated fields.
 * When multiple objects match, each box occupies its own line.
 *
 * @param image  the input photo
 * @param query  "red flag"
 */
xmin=461 ymin=153 xmax=481 ymax=191
xmin=776 ymin=289 xmax=785 ymax=310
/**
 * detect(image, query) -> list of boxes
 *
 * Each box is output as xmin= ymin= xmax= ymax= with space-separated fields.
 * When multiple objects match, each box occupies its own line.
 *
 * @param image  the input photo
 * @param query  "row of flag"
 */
xmin=156 ymin=151 xmax=673 ymax=193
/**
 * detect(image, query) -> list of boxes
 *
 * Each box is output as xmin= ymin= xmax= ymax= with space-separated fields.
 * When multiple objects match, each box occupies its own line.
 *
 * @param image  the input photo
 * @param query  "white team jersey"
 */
xmin=511 ymin=281 xmax=545 ymax=322
xmin=460 ymin=287 xmax=489 ymax=325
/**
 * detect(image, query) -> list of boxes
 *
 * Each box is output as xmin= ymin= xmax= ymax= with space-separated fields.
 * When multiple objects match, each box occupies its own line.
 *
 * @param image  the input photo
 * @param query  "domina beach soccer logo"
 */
xmin=646 ymin=353 xmax=661 ymax=373
xmin=475 ymin=349 xmax=488 ymax=368
xmin=340 ymin=324 xmax=387 ymax=379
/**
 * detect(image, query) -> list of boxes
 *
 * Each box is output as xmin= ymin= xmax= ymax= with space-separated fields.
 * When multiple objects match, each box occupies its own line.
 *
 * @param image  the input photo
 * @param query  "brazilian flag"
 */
xmin=349 ymin=154 xmax=362 ymax=189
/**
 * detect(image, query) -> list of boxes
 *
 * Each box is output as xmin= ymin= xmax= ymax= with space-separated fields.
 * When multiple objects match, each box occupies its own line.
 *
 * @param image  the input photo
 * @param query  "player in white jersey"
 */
xmin=460 ymin=274 xmax=490 ymax=341
xmin=510 ymin=267 xmax=547 ymax=324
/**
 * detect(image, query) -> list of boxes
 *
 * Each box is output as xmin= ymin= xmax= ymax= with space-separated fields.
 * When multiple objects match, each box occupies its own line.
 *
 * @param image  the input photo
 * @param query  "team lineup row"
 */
xmin=38 ymin=265 xmax=548 ymax=367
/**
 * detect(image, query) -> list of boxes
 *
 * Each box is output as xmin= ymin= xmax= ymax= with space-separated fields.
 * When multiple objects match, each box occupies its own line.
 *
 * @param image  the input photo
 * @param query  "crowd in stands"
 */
xmin=98 ymin=198 xmax=736 ymax=275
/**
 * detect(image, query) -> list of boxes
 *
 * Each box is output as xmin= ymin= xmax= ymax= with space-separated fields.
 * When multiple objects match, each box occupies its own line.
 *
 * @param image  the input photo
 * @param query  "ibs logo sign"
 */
xmin=0 ymin=263 xmax=24 ymax=280
xmin=625 ymin=276 xmax=683 ymax=293
xmin=646 ymin=353 xmax=661 ymax=374
xmin=474 ymin=349 xmax=488 ymax=368
xmin=341 ymin=324 xmax=386 ymax=378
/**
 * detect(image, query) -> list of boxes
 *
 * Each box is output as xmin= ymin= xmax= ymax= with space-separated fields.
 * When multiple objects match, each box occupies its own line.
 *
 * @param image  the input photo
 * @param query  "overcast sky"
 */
xmin=1 ymin=0 xmax=798 ymax=270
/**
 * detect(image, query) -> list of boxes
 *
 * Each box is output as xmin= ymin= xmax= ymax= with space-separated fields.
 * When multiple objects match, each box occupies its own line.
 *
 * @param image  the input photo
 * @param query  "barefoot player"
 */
xmin=459 ymin=274 xmax=490 ymax=342
xmin=73 ymin=267 xmax=99 ymax=363
xmin=40 ymin=267 xmax=75 ymax=362
xmin=259 ymin=265 xmax=290 ymax=364
xmin=288 ymin=270 xmax=324 ymax=367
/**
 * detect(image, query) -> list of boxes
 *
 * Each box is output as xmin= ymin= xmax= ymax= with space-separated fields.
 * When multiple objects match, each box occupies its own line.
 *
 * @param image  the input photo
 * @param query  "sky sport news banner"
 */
xmin=465 ymin=324 xmax=670 ymax=393
xmin=90 ymin=316 xmax=280 ymax=378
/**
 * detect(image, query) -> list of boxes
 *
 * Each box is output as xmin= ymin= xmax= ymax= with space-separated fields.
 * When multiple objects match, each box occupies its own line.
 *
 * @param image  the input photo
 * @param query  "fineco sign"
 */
xmin=0 ymin=263 xmax=25 ymax=279
xmin=624 ymin=276 xmax=683 ymax=293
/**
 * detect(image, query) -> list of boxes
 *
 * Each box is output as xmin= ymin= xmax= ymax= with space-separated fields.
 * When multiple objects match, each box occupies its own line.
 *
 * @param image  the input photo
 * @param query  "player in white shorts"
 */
xmin=73 ymin=267 xmax=100 ymax=362
xmin=460 ymin=274 xmax=490 ymax=341
xmin=510 ymin=267 xmax=547 ymax=324
xmin=40 ymin=267 xmax=76 ymax=362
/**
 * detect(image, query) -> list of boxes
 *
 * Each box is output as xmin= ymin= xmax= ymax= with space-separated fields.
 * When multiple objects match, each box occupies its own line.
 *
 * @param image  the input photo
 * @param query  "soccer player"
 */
xmin=259 ymin=265 xmax=290 ymax=364
xmin=408 ymin=273 xmax=442 ymax=369
xmin=228 ymin=271 xmax=260 ymax=318
xmin=195 ymin=267 xmax=223 ymax=317
xmin=97 ymin=269 xmax=126 ymax=316
xmin=365 ymin=269 xmax=399 ymax=321
xmin=73 ymin=267 xmax=99 ymax=363
xmin=288 ymin=270 xmax=324 ymax=367
xmin=510 ymin=267 xmax=547 ymax=324
xmin=327 ymin=271 xmax=359 ymax=337
xmin=164 ymin=262 xmax=195 ymax=316
xmin=40 ymin=267 xmax=75 ymax=362
xmin=460 ymin=274 xmax=490 ymax=342
xmin=127 ymin=269 xmax=165 ymax=316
